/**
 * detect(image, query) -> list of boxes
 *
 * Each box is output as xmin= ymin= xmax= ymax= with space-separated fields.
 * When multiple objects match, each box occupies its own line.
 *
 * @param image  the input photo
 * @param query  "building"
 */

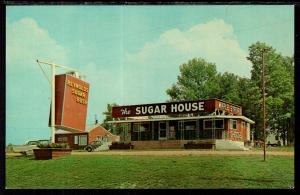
xmin=55 ymin=123 xmax=119 ymax=149
xmin=87 ymin=123 xmax=120 ymax=144
xmin=107 ymin=98 xmax=255 ymax=150
xmin=55 ymin=130 xmax=88 ymax=149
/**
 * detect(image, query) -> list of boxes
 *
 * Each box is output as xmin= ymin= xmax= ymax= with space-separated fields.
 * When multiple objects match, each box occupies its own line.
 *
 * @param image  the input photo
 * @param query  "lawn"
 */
xmin=253 ymin=146 xmax=294 ymax=152
xmin=6 ymin=154 xmax=294 ymax=189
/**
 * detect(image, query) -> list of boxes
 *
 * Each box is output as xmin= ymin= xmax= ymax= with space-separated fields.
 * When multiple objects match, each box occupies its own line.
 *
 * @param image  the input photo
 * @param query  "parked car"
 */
xmin=84 ymin=140 xmax=103 ymax=152
xmin=267 ymin=141 xmax=281 ymax=147
xmin=12 ymin=139 xmax=50 ymax=155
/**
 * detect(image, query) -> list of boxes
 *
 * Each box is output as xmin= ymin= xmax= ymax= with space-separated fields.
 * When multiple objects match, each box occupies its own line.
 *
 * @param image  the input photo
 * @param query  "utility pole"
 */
xmin=36 ymin=60 xmax=77 ymax=143
xmin=262 ymin=49 xmax=267 ymax=161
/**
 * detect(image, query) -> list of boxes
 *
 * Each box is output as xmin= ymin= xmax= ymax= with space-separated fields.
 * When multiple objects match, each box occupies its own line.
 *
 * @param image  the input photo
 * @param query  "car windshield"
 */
xmin=38 ymin=140 xmax=50 ymax=144
xmin=27 ymin=141 xmax=38 ymax=145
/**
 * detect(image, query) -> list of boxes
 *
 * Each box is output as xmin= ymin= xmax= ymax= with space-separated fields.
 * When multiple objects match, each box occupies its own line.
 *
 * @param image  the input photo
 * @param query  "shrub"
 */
xmin=187 ymin=141 xmax=196 ymax=144
xmin=112 ymin=141 xmax=127 ymax=145
xmin=37 ymin=143 xmax=70 ymax=149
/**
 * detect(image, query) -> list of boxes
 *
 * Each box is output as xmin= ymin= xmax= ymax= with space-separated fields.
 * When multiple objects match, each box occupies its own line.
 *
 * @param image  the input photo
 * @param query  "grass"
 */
xmin=6 ymin=154 xmax=294 ymax=189
xmin=252 ymin=146 xmax=294 ymax=152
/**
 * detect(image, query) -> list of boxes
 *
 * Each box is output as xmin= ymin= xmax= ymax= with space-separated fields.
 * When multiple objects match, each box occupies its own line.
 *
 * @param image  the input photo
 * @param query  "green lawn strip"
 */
xmin=252 ymin=146 xmax=294 ymax=152
xmin=5 ymin=155 xmax=294 ymax=189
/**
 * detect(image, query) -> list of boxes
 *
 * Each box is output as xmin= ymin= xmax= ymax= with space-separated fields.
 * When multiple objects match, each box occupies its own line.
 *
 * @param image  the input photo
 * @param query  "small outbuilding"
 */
xmin=55 ymin=123 xmax=119 ymax=149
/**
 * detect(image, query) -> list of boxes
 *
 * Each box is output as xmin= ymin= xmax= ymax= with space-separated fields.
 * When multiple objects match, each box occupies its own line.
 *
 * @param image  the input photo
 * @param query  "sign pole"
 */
xmin=37 ymin=60 xmax=78 ymax=143
xmin=51 ymin=64 xmax=56 ymax=143
xmin=262 ymin=49 xmax=266 ymax=162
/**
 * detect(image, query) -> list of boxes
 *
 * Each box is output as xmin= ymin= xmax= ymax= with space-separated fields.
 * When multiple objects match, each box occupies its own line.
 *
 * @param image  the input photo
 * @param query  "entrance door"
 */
xmin=178 ymin=121 xmax=184 ymax=140
xmin=158 ymin=122 xmax=167 ymax=140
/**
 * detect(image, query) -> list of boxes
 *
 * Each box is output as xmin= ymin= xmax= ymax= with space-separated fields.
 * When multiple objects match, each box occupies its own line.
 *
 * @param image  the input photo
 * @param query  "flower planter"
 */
xmin=33 ymin=148 xmax=72 ymax=160
xmin=184 ymin=144 xmax=214 ymax=149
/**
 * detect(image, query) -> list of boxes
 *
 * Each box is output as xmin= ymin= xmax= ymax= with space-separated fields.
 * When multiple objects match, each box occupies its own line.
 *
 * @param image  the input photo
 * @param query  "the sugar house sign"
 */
xmin=112 ymin=99 xmax=242 ymax=118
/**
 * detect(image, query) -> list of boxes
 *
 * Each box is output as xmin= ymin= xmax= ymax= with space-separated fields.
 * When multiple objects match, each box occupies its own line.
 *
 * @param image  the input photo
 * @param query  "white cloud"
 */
xmin=123 ymin=19 xmax=252 ymax=104
xmin=6 ymin=17 xmax=68 ymax=67
xmin=6 ymin=17 xmax=69 ymax=144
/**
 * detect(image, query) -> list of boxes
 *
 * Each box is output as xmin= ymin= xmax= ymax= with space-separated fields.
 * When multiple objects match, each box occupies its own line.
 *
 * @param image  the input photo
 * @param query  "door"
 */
xmin=158 ymin=122 xmax=167 ymax=140
xmin=178 ymin=121 xmax=184 ymax=140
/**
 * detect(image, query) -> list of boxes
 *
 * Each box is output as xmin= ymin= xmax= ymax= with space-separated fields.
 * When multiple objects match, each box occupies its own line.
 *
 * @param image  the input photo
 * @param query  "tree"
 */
xmin=101 ymin=103 xmax=128 ymax=138
xmin=247 ymin=42 xmax=294 ymax=145
xmin=166 ymin=58 xmax=221 ymax=101
xmin=101 ymin=103 xmax=118 ymax=131
xmin=166 ymin=57 xmax=248 ymax=105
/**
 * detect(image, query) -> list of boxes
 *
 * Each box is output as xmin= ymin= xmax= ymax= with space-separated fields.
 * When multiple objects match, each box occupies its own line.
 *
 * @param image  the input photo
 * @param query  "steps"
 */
xmin=215 ymin=140 xmax=249 ymax=151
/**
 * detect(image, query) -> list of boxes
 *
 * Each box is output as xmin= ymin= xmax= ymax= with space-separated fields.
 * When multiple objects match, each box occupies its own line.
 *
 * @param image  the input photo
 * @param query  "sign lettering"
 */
xmin=67 ymin=79 xmax=89 ymax=105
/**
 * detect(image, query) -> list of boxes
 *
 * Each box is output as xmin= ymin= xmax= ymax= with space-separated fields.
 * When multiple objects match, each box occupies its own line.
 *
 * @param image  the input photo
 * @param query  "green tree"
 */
xmin=247 ymin=42 xmax=294 ymax=145
xmin=166 ymin=58 xmax=220 ymax=101
xmin=101 ymin=103 xmax=127 ymax=138
xmin=101 ymin=103 xmax=118 ymax=131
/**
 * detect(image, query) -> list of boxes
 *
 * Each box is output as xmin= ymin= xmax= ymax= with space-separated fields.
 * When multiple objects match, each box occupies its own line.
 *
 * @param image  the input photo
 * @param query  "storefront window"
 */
xmin=159 ymin=122 xmax=167 ymax=140
xmin=183 ymin=120 xmax=197 ymax=140
xmin=204 ymin=120 xmax=213 ymax=129
xmin=132 ymin=122 xmax=150 ymax=141
xmin=204 ymin=119 xmax=224 ymax=129
xmin=215 ymin=120 xmax=224 ymax=129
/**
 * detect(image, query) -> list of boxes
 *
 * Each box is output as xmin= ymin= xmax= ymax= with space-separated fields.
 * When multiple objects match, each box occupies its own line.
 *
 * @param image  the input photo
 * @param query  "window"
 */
xmin=79 ymin=135 xmax=87 ymax=145
xmin=230 ymin=120 xmax=237 ymax=130
xmin=204 ymin=119 xmax=224 ymax=129
xmin=159 ymin=122 xmax=167 ymax=139
xmin=159 ymin=122 xmax=166 ymax=130
xmin=133 ymin=123 xmax=149 ymax=132
xmin=132 ymin=123 xmax=150 ymax=141
xmin=74 ymin=135 xmax=78 ymax=144
xmin=215 ymin=120 xmax=224 ymax=129
xmin=133 ymin=123 xmax=141 ymax=132
xmin=204 ymin=120 xmax=213 ymax=129
xmin=58 ymin=137 xmax=68 ymax=142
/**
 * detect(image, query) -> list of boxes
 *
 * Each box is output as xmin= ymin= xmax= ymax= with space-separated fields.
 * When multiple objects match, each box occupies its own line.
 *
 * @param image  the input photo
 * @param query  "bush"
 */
xmin=187 ymin=141 xmax=196 ymax=144
xmin=112 ymin=141 xmax=129 ymax=145
xmin=37 ymin=143 xmax=70 ymax=149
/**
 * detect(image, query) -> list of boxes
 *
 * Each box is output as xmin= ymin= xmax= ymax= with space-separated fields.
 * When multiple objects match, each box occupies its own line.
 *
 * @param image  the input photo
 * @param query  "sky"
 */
xmin=6 ymin=5 xmax=294 ymax=144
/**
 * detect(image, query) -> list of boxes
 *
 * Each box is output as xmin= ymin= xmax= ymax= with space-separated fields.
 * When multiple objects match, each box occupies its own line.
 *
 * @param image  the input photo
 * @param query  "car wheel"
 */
xmin=86 ymin=147 xmax=93 ymax=152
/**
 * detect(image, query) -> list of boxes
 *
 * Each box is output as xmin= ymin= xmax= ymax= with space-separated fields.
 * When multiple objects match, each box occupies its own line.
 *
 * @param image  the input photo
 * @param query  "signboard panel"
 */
xmin=49 ymin=74 xmax=90 ymax=132
xmin=112 ymin=99 xmax=216 ymax=118
xmin=215 ymin=99 xmax=242 ymax=115
xmin=112 ymin=99 xmax=242 ymax=118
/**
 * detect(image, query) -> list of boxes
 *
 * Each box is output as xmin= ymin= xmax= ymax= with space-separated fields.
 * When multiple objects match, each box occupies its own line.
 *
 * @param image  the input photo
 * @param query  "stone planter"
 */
xmin=184 ymin=143 xmax=214 ymax=149
xmin=33 ymin=148 xmax=72 ymax=160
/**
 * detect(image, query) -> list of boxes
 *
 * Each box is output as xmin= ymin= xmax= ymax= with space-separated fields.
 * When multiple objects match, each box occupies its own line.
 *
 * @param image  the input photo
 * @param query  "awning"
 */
xmin=107 ymin=115 xmax=255 ymax=124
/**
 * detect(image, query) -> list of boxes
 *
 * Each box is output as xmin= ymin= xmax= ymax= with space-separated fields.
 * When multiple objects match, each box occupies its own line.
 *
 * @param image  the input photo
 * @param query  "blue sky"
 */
xmin=6 ymin=5 xmax=294 ymax=144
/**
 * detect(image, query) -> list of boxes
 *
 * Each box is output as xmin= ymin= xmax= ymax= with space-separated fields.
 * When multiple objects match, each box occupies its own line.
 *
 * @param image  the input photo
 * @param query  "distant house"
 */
xmin=86 ymin=123 xmax=120 ymax=144
xmin=55 ymin=130 xmax=88 ymax=149
xmin=266 ymin=130 xmax=283 ymax=146
xmin=55 ymin=124 xmax=120 ymax=149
